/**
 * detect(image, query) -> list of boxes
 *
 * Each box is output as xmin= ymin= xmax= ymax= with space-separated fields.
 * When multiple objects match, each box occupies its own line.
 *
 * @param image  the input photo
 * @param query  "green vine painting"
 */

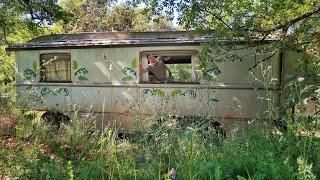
xmin=122 ymin=58 xmax=137 ymax=81
xmin=181 ymin=90 xmax=197 ymax=99
xmin=210 ymin=98 xmax=219 ymax=102
xmin=122 ymin=67 xmax=137 ymax=81
xmin=25 ymin=86 xmax=43 ymax=103
xmin=73 ymin=61 xmax=88 ymax=81
xmin=23 ymin=62 xmax=38 ymax=81
xmin=203 ymin=67 xmax=222 ymax=82
xmin=142 ymin=89 xmax=197 ymax=100
xmin=41 ymin=87 xmax=69 ymax=96
xmin=23 ymin=86 xmax=69 ymax=105
xmin=23 ymin=69 xmax=36 ymax=80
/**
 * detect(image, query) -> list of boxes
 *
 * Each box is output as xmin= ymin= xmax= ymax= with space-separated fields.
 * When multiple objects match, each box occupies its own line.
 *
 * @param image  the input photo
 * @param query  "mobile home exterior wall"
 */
xmin=8 ymin=31 xmax=281 ymax=132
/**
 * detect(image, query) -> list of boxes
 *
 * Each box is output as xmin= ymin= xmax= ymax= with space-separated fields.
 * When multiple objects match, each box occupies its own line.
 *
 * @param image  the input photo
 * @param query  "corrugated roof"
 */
xmin=6 ymin=31 xmax=278 ymax=51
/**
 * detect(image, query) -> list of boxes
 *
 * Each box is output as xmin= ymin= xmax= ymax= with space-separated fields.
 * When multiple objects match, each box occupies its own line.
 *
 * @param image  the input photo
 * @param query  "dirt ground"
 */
xmin=0 ymin=116 xmax=19 ymax=135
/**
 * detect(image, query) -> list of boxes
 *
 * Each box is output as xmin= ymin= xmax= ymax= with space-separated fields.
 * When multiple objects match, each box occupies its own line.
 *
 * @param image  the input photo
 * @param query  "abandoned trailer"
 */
xmin=6 ymin=31 xmax=301 ymax=132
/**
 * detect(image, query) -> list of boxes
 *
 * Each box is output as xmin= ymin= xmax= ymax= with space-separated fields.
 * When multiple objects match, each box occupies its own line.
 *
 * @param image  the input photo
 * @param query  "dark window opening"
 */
xmin=140 ymin=52 xmax=197 ymax=83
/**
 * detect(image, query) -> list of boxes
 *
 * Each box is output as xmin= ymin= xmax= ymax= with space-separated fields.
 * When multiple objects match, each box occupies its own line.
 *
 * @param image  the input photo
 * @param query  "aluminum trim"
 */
xmin=15 ymin=82 xmax=280 ymax=90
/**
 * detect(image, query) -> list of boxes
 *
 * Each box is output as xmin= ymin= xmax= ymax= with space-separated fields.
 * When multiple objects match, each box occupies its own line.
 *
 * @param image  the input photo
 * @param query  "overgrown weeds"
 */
xmin=0 ymin=111 xmax=319 ymax=179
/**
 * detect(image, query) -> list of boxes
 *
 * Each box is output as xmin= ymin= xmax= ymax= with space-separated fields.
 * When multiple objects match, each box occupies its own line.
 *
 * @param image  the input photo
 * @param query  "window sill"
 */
xmin=39 ymin=81 xmax=72 ymax=83
xmin=139 ymin=81 xmax=200 ymax=84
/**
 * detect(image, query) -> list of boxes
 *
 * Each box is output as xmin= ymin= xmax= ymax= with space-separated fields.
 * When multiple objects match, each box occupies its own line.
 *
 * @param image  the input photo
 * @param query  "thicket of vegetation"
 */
xmin=1 ymin=0 xmax=319 ymax=179
xmin=0 ymin=111 xmax=319 ymax=179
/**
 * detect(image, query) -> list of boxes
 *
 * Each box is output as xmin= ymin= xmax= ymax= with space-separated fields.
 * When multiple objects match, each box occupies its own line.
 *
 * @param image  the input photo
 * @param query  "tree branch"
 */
xmin=21 ymin=0 xmax=35 ymax=20
xmin=0 ymin=23 xmax=10 ymax=45
xmin=249 ymin=7 xmax=320 ymax=33
xmin=40 ymin=5 xmax=56 ymax=19
xmin=206 ymin=45 xmax=252 ymax=59
xmin=248 ymin=51 xmax=276 ymax=70
xmin=269 ymin=7 xmax=319 ymax=33
xmin=202 ymin=7 xmax=232 ymax=30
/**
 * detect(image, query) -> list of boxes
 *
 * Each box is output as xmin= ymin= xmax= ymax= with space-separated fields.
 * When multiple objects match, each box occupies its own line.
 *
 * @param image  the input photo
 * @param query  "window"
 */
xmin=40 ymin=53 xmax=71 ymax=82
xmin=140 ymin=51 xmax=197 ymax=83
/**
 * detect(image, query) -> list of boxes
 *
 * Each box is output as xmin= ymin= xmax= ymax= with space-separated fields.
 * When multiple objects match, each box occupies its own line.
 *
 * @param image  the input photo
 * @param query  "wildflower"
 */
xmin=169 ymin=168 xmax=176 ymax=179
xmin=297 ymin=77 xmax=304 ymax=82
xmin=225 ymin=113 xmax=232 ymax=119
xmin=136 ymin=157 xmax=146 ymax=163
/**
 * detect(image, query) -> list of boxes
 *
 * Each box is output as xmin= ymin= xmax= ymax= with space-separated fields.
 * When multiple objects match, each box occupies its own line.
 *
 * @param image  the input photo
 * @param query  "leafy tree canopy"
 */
xmin=127 ymin=0 xmax=320 ymax=64
xmin=0 ymin=0 xmax=72 ymax=45
xmin=57 ymin=0 xmax=173 ymax=33
xmin=0 ymin=0 xmax=72 ymax=93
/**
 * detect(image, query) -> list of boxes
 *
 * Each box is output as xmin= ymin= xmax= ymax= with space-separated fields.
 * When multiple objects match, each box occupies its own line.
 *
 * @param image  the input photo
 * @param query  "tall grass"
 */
xmin=1 ymin=108 xmax=320 ymax=179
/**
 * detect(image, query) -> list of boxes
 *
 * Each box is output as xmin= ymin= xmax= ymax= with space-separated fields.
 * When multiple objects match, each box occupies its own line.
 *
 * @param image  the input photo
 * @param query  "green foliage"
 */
xmin=1 ymin=0 xmax=71 ymax=25
xmin=0 ymin=0 xmax=72 ymax=45
xmin=167 ymin=64 xmax=192 ymax=82
xmin=0 ymin=47 xmax=14 ymax=89
xmin=297 ymin=156 xmax=316 ymax=180
xmin=129 ymin=0 xmax=319 ymax=70
xmin=1 ymin=110 xmax=320 ymax=179
xmin=280 ymin=53 xmax=320 ymax=130
xmin=1 ymin=0 xmax=71 ymax=114
xmin=0 ymin=1 xmax=319 ymax=179
xmin=58 ymin=1 xmax=173 ymax=32
xmin=0 ymin=46 xmax=15 ymax=114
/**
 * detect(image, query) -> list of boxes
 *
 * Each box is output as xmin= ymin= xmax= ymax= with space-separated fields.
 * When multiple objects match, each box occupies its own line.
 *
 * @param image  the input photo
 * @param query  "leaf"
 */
xmin=210 ymin=98 xmax=219 ymax=102
xmin=185 ymin=130 xmax=194 ymax=140
xmin=73 ymin=61 xmax=78 ymax=70
xmin=215 ymin=164 xmax=221 ymax=180
xmin=193 ymin=162 xmax=215 ymax=177
xmin=237 ymin=175 xmax=247 ymax=180
xmin=170 ymin=89 xmax=182 ymax=98
xmin=200 ymin=162 xmax=215 ymax=171
xmin=154 ymin=89 xmax=166 ymax=98
xmin=32 ymin=62 xmax=38 ymax=72
xmin=78 ymin=75 xmax=88 ymax=81
xmin=195 ymin=123 xmax=208 ymax=132
xmin=131 ymin=58 xmax=137 ymax=68
xmin=142 ymin=89 xmax=155 ymax=97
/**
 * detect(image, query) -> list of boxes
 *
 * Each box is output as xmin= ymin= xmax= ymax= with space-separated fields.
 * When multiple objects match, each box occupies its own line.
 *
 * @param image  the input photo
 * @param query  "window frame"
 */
xmin=139 ymin=50 xmax=198 ymax=84
xmin=39 ymin=53 xmax=72 ymax=83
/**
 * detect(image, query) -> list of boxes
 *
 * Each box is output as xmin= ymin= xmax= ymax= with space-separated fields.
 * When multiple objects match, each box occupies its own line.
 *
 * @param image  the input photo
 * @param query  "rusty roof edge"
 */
xmin=6 ymin=30 xmax=280 ymax=51
xmin=27 ymin=30 xmax=204 ymax=43
xmin=6 ymin=40 xmax=277 ymax=52
xmin=6 ymin=39 xmax=207 ymax=51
